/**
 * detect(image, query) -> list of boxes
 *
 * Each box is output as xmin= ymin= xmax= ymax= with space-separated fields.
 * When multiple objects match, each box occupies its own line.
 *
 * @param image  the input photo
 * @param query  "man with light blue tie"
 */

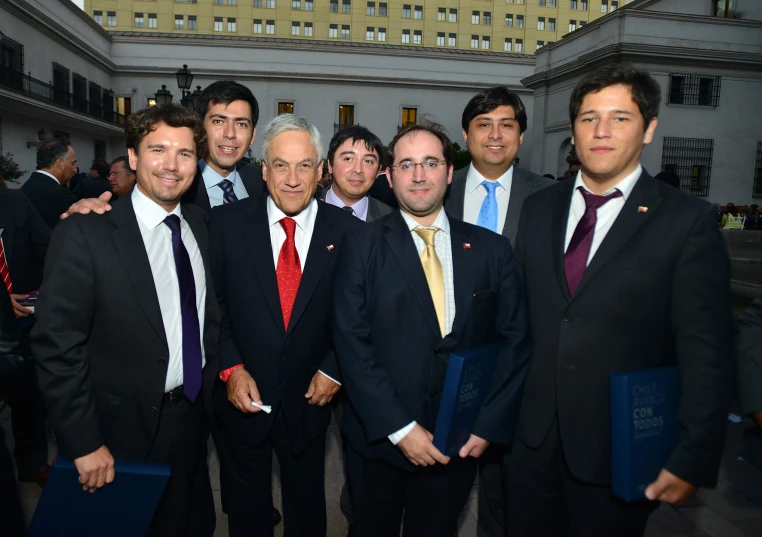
xmin=443 ymin=86 xmax=554 ymax=537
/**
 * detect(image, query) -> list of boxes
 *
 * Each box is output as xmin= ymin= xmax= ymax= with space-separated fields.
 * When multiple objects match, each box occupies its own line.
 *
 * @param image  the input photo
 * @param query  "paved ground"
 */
xmin=4 ymin=406 xmax=761 ymax=537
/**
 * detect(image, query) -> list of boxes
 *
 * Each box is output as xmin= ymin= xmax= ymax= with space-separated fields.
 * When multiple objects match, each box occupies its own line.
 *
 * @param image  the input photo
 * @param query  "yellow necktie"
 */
xmin=414 ymin=227 xmax=445 ymax=337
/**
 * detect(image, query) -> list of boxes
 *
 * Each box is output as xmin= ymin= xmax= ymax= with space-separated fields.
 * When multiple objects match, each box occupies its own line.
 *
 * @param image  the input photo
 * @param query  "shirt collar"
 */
xmin=325 ymin=186 xmax=370 ymax=216
xmin=267 ymin=195 xmax=317 ymax=232
xmin=401 ymin=206 xmax=451 ymax=235
xmin=200 ymin=159 xmax=239 ymax=190
xmin=465 ymin=163 xmax=514 ymax=194
xmin=36 ymin=170 xmax=61 ymax=185
xmin=573 ymin=164 xmax=642 ymax=200
xmin=131 ymin=185 xmax=183 ymax=229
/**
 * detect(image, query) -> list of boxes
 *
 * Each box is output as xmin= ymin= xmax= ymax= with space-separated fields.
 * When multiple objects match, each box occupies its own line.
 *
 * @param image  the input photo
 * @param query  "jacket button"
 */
xmin=151 ymin=406 xmax=158 ymax=414
xmin=564 ymin=316 xmax=578 ymax=323
xmin=434 ymin=348 xmax=442 ymax=356
xmin=430 ymin=390 xmax=438 ymax=398
xmin=158 ymin=357 xmax=165 ymax=365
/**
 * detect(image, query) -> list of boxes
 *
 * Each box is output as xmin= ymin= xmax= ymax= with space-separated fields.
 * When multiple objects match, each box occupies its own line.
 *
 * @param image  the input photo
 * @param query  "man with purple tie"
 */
xmin=31 ymin=103 xmax=218 ymax=537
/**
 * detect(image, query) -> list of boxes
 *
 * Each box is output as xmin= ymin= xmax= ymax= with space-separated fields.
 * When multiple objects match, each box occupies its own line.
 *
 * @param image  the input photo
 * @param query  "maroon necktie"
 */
xmin=276 ymin=218 xmax=301 ymax=330
xmin=0 ymin=239 xmax=12 ymax=294
xmin=564 ymin=187 xmax=623 ymax=295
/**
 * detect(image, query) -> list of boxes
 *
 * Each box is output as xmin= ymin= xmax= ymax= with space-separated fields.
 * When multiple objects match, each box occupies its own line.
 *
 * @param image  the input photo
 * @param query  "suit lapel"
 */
xmin=503 ymin=168 xmax=530 ymax=241
xmin=572 ymin=173 xmax=663 ymax=299
xmin=449 ymin=218 xmax=476 ymax=337
xmin=238 ymin=162 xmax=263 ymax=200
xmin=445 ymin=168 xmax=468 ymax=220
xmin=552 ymin=180 xmax=576 ymax=302
xmin=385 ymin=211 xmax=442 ymax=337
xmin=0 ymin=191 xmax=13 ymax=262
xmin=367 ymin=197 xmax=381 ymax=222
xmin=108 ymin=198 xmax=168 ymax=346
xmin=193 ymin=169 xmax=212 ymax=213
xmin=182 ymin=205 xmax=213 ymax=309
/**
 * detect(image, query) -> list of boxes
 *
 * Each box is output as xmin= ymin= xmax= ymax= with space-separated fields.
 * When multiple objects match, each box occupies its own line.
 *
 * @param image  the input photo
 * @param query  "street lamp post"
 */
xmin=155 ymin=84 xmax=173 ymax=104
xmin=154 ymin=65 xmax=198 ymax=111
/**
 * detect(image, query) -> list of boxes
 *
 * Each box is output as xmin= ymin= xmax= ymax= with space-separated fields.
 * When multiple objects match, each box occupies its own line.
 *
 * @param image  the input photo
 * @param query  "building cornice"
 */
xmin=0 ymin=0 xmax=115 ymax=74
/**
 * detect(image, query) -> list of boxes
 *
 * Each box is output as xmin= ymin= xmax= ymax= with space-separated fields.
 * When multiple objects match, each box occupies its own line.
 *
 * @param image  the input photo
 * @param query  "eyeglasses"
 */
xmin=391 ymin=159 xmax=447 ymax=174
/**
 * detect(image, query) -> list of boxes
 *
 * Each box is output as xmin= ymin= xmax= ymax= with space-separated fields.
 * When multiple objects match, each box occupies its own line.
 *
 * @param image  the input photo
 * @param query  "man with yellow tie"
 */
xmin=332 ymin=122 xmax=532 ymax=537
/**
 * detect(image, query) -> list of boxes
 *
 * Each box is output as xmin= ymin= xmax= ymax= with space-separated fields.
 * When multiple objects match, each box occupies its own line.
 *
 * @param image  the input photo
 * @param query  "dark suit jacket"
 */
xmin=73 ymin=175 xmax=112 ymax=199
xmin=20 ymin=172 xmax=77 ymax=230
xmin=513 ymin=171 xmax=734 ymax=487
xmin=333 ymin=210 xmax=531 ymax=470
xmin=31 ymin=195 xmax=220 ymax=461
xmin=0 ymin=188 xmax=50 ymax=294
xmin=369 ymin=172 xmax=398 ymax=209
xmin=444 ymin=166 xmax=555 ymax=246
xmin=182 ymin=161 xmax=266 ymax=215
xmin=315 ymin=186 xmax=394 ymax=222
xmin=739 ymin=298 xmax=762 ymax=416
xmin=210 ymin=196 xmax=361 ymax=452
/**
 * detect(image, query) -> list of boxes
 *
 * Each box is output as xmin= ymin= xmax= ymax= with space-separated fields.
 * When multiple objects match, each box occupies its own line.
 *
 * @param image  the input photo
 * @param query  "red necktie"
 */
xmin=276 ymin=218 xmax=301 ymax=330
xmin=0 ymin=239 xmax=12 ymax=295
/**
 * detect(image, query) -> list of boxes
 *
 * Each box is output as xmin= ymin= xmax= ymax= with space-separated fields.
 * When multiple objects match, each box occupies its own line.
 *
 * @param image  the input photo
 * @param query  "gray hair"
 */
xmin=260 ymin=114 xmax=324 ymax=163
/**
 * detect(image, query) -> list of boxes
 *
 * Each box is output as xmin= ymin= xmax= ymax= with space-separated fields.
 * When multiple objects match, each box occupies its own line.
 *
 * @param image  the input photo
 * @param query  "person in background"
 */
xmin=654 ymin=170 xmax=680 ymax=190
xmin=108 ymin=156 xmax=137 ymax=199
xmin=74 ymin=159 xmax=112 ymax=199
xmin=20 ymin=139 xmax=78 ymax=229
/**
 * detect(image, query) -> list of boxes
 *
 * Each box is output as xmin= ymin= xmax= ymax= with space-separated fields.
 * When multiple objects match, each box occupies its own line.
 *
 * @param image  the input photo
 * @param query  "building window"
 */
xmin=403 ymin=5 xmax=411 ymax=18
xmin=107 ymin=11 xmax=116 ymax=26
xmin=448 ymin=33 xmax=456 ymax=46
xmin=571 ymin=0 xmax=578 ymax=8
xmin=214 ymin=17 xmax=223 ymax=31
xmin=516 ymin=15 xmax=524 ymax=28
xmin=278 ymin=102 xmax=294 ymax=115
xmin=481 ymin=36 xmax=490 ymax=49
xmin=134 ymin=13 xmax=144 ymax=27
xmin=414 ymin=5 xmax=422 ymax=19
xmin=52 ymin=63 xmax=70 ymax=107
xmin=229 ymin=0 xmax=237 ymax=5
xmin=505 ymin=14 xmax=513 ymax=27
xmin=367 ymin=1 xmax=375 ymax=15
xmin=413 ymin=30 xmax=422 ymax=44
xmin=292 ymin=21 xmax=300 ymax=35
xmin=549 ymin=18 xmax=556 ymax=31
xmin=367 ymin=26 xmax=375 ymax=40
xmin=175 ymin=15 xmax=184 ymax=29
xmin=292 ymin=0 xmax=301 ymax=8
xmin=305 ymin=22 xmax=313 ymax=35
xmin=329 ymin=23 xmax=338 ymax=38
xmin=484 ymin=11 xmax=491 ymax=24
xmin=569 ymin=20 xmax=577 ymax=32
xmin=537 ymin=17 xmax=545 ymax=31
xmin=342 ymin=24 xmax=350 ymax=38
xmin=515 ymin=38 xmax=523 ymax=52
xmin=305 ymin=0 xmax=313 ymax=10
xmin=537 ymin=40 xmax=544 ymax=50
xmin=516 ymin=0 xmax=524 ymax=3
xmin=253 ymin=18 xmax=263 ymax=33
xmin=330 ymin=0 xmax=338 ymax=12
xmin=337 ymin=104 xmax=355 ymax=131
xmin=449 ymin=9 xmax=457 ymax=22
xmin=539 ymin=0 xmax=545 ymax=5
xmin=470 ymin=35 xmax=478 ymax=48
xmin=754 ymin=142 xmax=762 ymax=198
xmin=93 ymin=10 xmax=103 ymax=25
xmin=437 ymin=32 xmax=444 ymax=46
xmin=402 ymin=29 xmax=410 ymax=43
xmin=228 ymin=18 xmax=237 ymax=32
xmin=548 ymin=0 xmax=557 ymax=5
xmin=504 ymin=37 xmax=512 ymax=51
xmin=188 ymin=16 xmax=197 ymax=29
xmin=267 ymin=0 xmax=275 ymax=7
xmin=214 ymin=0 xmax=223 ymax=4
xmin=580 ymin=21 xmax=587 ymax=26
xmin=668 ymin=74 xmax=722 ymax=107
xmin=611 ymin=1 xmax=618 ymax=11
xmin=581 ymin=0 xmax=588 ymax=9
xmin=342 ymin=0 xmax=351 ymax=14
xmin=401 ymin=107 xmax=417 ymax=128
xmin=472 ymin=11 xmax=480 ymax=24
xmin=254 ymin=0 xmax=262 ymax=6
xmin=661 ymin=138 xmax=714 ymax=196
xmin=379 ymin=2 xmax=387 ymax=16
xmin=601 ymin=0 xmax=608 ymax=13
xmin=72 ymin=73 xmax=88 ymax=113
xmin=438 ymin=8 xmax=445 ymax=21
xmin=266 ymin=20 xmax=275 ymax=33
xmin=378 ymin=27 xmax=386 ymax=41
xmin=148 ymin=13 xmax=157 ymax=28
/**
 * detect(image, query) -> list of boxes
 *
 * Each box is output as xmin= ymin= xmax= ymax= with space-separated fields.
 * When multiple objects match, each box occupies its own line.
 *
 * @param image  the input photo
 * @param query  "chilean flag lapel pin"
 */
xmin=463 ymin=243 xmax=471 ymax=249
xmin=638 ymin=206 xmax=648 ymax=213
xmin=326 ymin=245 xmax=335 ymax=251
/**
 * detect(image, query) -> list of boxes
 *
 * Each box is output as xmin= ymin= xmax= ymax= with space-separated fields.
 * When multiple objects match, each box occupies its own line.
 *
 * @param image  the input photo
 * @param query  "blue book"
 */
xmin=433 ymin=344 xmax=498 ymax=457
xmin=610 ymin=366 xmax=680 ymax=502
xmin=29 ymin=455 xmax=170 ymax=537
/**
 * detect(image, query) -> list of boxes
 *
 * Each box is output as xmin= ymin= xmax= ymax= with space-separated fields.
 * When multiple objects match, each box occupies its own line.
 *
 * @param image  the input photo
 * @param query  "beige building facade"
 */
xmin=83 ymin=0 xmax=632 ymax=54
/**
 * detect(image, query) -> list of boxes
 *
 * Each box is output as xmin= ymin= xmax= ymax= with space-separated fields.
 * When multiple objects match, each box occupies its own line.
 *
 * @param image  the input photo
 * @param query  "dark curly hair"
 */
xmin=126 ymin=103 xmax=206 ymax=156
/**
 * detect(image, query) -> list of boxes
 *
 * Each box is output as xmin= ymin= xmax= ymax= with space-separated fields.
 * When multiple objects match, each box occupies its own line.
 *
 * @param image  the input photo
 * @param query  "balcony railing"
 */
xmin=0 ymin=65 xmax=125 ymax=126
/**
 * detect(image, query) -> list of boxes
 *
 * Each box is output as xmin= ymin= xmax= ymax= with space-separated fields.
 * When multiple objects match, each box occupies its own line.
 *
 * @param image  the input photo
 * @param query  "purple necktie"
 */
xmin=564 ymin=187 xmax=623 ymax=295
xmin=163 ymin=215 xmax=203 ymax=402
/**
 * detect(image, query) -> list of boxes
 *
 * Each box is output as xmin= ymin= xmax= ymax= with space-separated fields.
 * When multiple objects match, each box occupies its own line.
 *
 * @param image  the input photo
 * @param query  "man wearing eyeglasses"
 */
xmin=107 ymin=156 xmax=137 ymax=199
xmin=332 ymin=122 xmax=531 ymax=536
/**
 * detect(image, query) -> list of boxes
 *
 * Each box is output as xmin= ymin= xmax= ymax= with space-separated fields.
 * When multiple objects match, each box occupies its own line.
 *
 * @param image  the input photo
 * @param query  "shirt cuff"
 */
xmin=388 ymin=421 xmax=417 ymax=445
xmin=219 ymin=364 xmax=244 ymax=382
xmin=318 ymin=370 xmax=341 ymax=386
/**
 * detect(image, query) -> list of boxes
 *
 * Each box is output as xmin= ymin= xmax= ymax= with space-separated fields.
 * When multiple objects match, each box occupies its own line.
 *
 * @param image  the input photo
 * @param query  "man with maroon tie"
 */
xmin=210 ymin=114 xmax=361 ymax=537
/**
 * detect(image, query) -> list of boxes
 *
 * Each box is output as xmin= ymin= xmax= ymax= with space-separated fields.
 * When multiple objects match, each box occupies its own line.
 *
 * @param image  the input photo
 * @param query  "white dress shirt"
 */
xmin=463 ymin=163 xmax=514 ymax=232
xmin=390 ymin=207 xmax=456 ymax=445
xmin=35 ymin=169 xmax=61 ymax=185
xmin=267 ymin=196 xmax=339 ymax=384
xmin=132 ymin=187 xmax=207 ymax=393
xmin=325 ymin=186 xmax=370 ymax=222
xmin=563 ymin=165 xmax=642 ymax=265
xmin=200 ymin=159 xmax=250 ymax=208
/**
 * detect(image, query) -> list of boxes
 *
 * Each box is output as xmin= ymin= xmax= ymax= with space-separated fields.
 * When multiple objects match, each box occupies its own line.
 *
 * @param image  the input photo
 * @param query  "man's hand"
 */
xmin=73 ymin=445 xmax=115 ymax=493
xmin=10 ymin=294 xmax=33 ymax=318
xmin=304 ymin=372 xmax=340 ymax=406
xmin=60 ymin=191 xmax=113 ymax=220
xmin=645 ymin=468 xmax=697 ymax=504
xmin=397 ymin=424 xmax=450 ymax=467
xmin=458 ymin=434 xmax=490 ymax=459
xmin=226 ymin=367 xmax=263 ymax=413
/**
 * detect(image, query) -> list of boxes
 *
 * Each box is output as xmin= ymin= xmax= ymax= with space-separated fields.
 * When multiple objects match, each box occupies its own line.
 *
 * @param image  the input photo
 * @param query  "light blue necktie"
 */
xmin=476 ymin=180 xmax=499 ymax=233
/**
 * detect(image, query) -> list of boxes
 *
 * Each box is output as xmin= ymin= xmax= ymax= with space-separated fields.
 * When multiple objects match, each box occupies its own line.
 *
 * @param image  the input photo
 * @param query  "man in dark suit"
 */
xmin=20 ymin=139 xmax=78 ymax=229
xmin=107 ymin=156 xmax=137 ymax=199
xmin=31 ymin=103 xmax=219 ymax=537
xmin=508 ymin=64 xmax=734 ymax=536
xmin=211 ymin=114 xmax=360 ymax=537
xmin=317 ymin=125 xmax=393 ymax=222
xmin=333 ymin=122 xmax=531 ymax=537
xmin=739 ymin=298 xmax=762 ymax=466
xmin=74 ymin=159 xmax=112 ymax=199
xmin=443 ymin=86 xmax=554 ymax=537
